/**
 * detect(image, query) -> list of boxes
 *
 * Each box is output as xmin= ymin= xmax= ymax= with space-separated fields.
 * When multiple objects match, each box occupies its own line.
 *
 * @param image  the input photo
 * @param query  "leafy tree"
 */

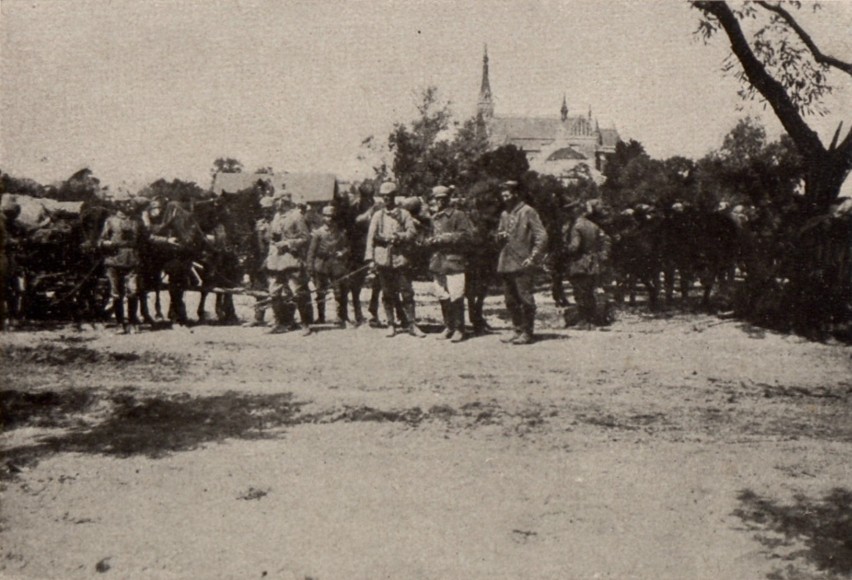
xmin=141 ymin=178 xmax=207 ymax=203
xmin=0 ymin=171 xmax=45 ymax=198
xmin=211 ymin=157 xmax=244 ymax=177
xmin=55 ymin=168 xmax=101 ymax=202
xmin=692 ymin=0 xmax=851 ymax=209
xmin=474 ymin=145 xmax=529 ymax=183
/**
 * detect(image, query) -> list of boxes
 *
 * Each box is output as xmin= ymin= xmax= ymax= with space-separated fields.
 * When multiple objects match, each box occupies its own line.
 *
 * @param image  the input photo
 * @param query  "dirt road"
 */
xmin=1 ymin=290 xmax=850 ymax=579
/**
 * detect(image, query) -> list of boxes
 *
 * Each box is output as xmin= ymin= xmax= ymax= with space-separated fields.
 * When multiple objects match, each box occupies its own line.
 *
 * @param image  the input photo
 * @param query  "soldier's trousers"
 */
xmin=376 ymin=266 xmax=416 ymax=327
xmin=349 ymin=264 xmax=380 ymax=322
xmin=569 ymin=274 xmax=597 ymax=323
xmin=501 ymin=272 xmax=536 ymax=334
xmin=268 ymin=268 xmax=312 ymax=328
xmin=314 ymin=272 xmax=349 ymax=323
xmin=107 ymin=266 xmax=140 ymax=324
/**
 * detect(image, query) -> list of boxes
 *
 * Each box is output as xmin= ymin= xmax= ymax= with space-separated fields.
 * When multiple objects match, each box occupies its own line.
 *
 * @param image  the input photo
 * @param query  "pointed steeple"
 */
xmin=561 ymin=94 xmax=569 ymax=122
xmin=588 ymin=105 xmax=592 ymax=120
xmin=477 ymin=44 xmax=494 ymax=120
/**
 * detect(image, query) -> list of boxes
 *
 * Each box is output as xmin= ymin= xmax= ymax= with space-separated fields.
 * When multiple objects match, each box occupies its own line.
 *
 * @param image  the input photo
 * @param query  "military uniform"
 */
xmin=428 ymin=199 xmax=474 ymax=341
xmin=365 ymin=204 xmax=420 ymax=334
xmin=99 ymin=209 xmax=144 ymax=331
xmin=265 ymin=205 xmax=312 ymax=333
xmin=307 ymin=220 xmax=351 ymax=326
xmin=497 ymin=199 xmax=548 ymax=343
xmin=564 ymin=214 xmax=611 ymax=327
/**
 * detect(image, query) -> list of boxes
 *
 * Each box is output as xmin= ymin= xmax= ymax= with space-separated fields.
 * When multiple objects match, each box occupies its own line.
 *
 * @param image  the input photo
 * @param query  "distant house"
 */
xmin=477 ymin=46 xmax=620 ymax=184
xmin=211 ymin=172 xmax=339 ymax=207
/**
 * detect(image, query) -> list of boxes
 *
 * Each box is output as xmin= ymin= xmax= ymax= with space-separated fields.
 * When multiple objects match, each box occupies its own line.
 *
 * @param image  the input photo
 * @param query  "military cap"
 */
xmin=378 ymin=181 xmax=398 ymax=196
xmin=431 ymin=185 xmax=450 ymax=198
xmin=501 ymin=180 xmax=519 ymax=190
xmin=321 ymin=205 xmax=335 ymax=217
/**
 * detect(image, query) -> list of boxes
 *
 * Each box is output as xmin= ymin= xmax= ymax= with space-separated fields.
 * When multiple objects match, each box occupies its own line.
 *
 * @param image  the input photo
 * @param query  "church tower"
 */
xmin=561 ymin=95 xmax=569 ymax=122
xmin=477 ymin=45 xmax=494 ymax=120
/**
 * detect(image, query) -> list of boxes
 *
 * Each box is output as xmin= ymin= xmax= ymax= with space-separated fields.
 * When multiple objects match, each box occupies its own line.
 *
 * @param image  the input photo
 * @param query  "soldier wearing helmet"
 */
xmin=265 ymin=190 xmax=313 ymax=335
xmin=365 ymin=181 xmax=425 ymax=337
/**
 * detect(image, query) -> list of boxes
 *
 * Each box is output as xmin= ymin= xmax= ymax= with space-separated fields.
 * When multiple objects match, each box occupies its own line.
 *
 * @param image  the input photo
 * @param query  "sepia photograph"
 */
xmin=1 ymin=1 xmax=851 ymax=578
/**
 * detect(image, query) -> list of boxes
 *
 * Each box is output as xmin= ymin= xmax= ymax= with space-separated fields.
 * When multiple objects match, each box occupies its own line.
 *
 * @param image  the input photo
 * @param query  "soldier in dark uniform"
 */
xmin=244 ymin=195 xmax=275 ymax=327
xmin=99 ymin=199 xmax=145 ymax=334
xmin=347 ymin=182 xmax=381 ymax=327
xmin=496 ymin=181 xmax=548 ymax=345
xmin=307 ymin=205 xmax=351 ymax=328
xmin=426 ymin=185 xmax=474 ymax=342
xmin=563 ymin=200 xmax=612 ymax=330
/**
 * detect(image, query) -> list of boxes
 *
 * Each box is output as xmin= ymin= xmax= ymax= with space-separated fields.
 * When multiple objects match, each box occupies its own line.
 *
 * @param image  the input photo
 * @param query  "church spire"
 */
xmin=561 ymin=94 xmax=569 ymax=122
xmin=477 ymin=44 xmax=494 ymax=120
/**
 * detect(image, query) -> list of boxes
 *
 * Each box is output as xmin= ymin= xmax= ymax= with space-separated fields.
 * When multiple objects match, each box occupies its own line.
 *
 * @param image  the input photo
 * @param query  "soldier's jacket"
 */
xmin=99 ymin=213 xmax=144 ymax=269
xmin=307 ymin=225 xmax=351 ymax=278
xmin=265 ymin=208 xmax=310 ymax=272
xmin=563 ymin=215 xmax=611 ymax=276
xmin=496 ymin=202 xmax=548 ymax=274
xmin=427 ymin=207 xmax=473 ymax=275
xmin=365 ymin=206 xmax=417 ymax=269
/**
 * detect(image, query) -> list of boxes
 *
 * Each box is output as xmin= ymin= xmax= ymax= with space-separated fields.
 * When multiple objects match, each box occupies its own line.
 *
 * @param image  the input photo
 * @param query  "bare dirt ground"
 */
xmin=1 ymin=285 xmax=850 ymax=580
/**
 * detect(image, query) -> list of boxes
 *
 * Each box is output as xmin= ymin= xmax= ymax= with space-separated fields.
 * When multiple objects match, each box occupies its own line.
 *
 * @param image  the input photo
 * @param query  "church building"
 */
xmin=477 ymin=47 xmax=621 ymax=183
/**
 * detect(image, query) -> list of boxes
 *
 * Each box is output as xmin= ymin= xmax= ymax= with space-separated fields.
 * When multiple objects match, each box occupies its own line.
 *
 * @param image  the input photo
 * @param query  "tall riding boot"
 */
xmin=316 ymin=299 xmax=326 ymax=324
xmin=352 ymin=289 xmax=364 ymax=325
xmin=139 ymin=295 xmax=155 ymax=325
xmin=438 ymin=300 xmax=452 ymax=339
xmin=450 ymin=299 xmax=466 ymax=342
xmin=383 ymin=302 xmax=397 ymax=337
xmin=127 ymin=296 xmax=140 ymax=325
xmin=112 ymin=298 xmax=127 ymax=333
xmin=269 ymin=298 xmax=289 ymax=333
xmin=402 ymin=300 xmax=425 ymax=337
xmin=297 ymin=298 xmax=314 ymax=336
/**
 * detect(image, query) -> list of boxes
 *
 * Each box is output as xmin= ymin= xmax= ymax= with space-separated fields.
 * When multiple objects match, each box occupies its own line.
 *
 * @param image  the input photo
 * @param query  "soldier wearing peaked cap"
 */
xmin=427 ymin=185 xmax=474 ymax=342
xmin=307 ymin=205 xmax=352 ymax=328
xmin=495 ymin=180 xmax=548 ymax=345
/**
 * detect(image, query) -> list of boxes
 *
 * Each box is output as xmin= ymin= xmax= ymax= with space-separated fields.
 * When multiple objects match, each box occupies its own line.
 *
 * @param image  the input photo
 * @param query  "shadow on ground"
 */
xmin=1 ymin=389 xmax=304 ymax=476
xmin=733 ymin=488 xmax=852 ymax=579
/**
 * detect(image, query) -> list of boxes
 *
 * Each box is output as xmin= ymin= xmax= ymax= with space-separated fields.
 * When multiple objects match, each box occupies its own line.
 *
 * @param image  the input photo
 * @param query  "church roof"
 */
xmin=546 ymin=147 xmax=587 ymax=162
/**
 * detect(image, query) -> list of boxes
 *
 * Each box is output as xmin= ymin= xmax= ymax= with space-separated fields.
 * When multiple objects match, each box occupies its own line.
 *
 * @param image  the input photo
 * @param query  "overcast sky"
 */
xmin=1 ymin=0 xmax=850 ymax=190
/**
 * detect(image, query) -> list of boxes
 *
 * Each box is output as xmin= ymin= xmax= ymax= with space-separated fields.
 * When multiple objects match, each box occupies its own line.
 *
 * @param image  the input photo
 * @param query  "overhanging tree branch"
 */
xmin=693 ymin=1 xmax=825 ymax=161
xmin=755 ymin=1 xmax=852 ymax=77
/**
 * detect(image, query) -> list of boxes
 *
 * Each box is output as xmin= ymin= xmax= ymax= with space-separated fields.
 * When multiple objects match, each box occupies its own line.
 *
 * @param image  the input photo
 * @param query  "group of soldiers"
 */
xmin=1 ymin=179 xmax=613 ymax=344
xmin=248 ymin=179 xmax=610 ymax=344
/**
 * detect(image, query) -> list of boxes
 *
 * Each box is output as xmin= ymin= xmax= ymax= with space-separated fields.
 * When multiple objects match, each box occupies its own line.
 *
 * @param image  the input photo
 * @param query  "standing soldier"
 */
xmin=244 ymin=195 xmax=275 ymax=327
xmin=98 ymin=199 xmax=145 ymax=334
xmin=365 ymin=181 xmax=425 ymax=338
xmin=426 ymin=185 xmax=474 ymax=342
xmin=307 ymin=205 xmax=351 ymax=328
xmin=563 ymin=200 xmax=612 ymax=330
xmin=348 ymin=181 xmax=381 ymax=327
xmin=495 ymin=181 xmax=548 ymax=345
xmin=265 ymin=191 xmax=313 ymax=335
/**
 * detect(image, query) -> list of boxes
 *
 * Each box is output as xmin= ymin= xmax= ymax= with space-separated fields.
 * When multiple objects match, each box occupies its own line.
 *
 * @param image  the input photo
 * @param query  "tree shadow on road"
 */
xmin=732 ymin=487 xmax=852 ymax=579
xmin=1 ymin=388 xmax=304 ymax=477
